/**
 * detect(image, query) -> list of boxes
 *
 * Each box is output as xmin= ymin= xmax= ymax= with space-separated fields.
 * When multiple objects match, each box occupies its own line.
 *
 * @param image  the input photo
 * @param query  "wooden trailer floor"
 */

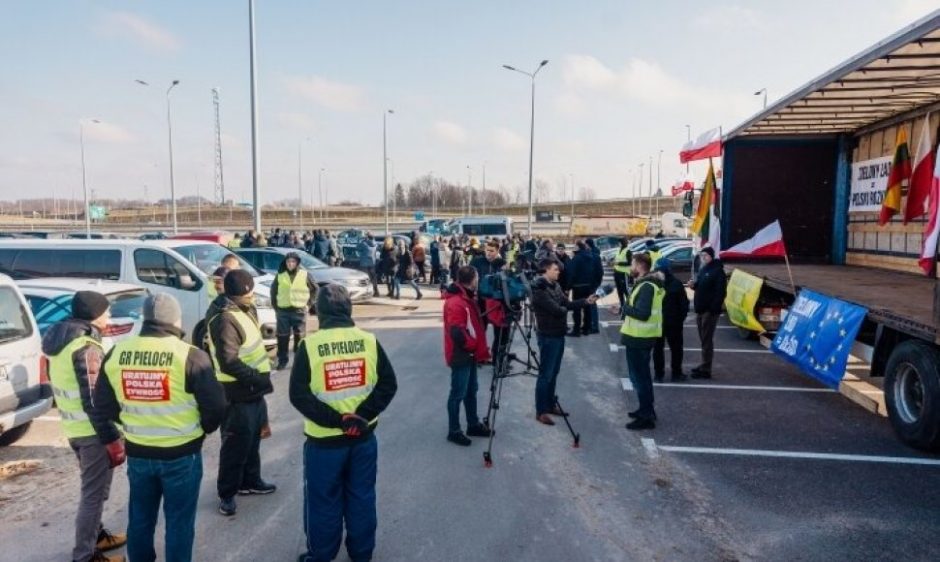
xmin=729 ymin=263 xmax=936 ymax=335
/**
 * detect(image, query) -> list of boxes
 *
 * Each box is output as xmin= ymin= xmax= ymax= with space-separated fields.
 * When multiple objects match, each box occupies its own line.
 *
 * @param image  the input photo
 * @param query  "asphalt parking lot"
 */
xmin=601 ymin=311 xmax=940 ymax=561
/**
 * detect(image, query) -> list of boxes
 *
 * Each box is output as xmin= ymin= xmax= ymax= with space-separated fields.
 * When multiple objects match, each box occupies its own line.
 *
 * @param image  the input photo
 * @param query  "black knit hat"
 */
xmin=224 ymin=269 xmax=255 ymax=297
xmin=72 ymin=291 xmax=110 ymax=321
xmin=700 ymin=246 xmax=716 ymax=259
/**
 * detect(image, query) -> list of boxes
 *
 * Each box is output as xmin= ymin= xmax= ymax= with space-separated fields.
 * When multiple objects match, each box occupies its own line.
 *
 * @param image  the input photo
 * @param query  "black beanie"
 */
xmin=224 ymin=269 xmax=255 ymax=297
xmin=72 ymin=291 xmax=110 ymax=321
xmin=701 ymin=246 xmax=716 ymax=259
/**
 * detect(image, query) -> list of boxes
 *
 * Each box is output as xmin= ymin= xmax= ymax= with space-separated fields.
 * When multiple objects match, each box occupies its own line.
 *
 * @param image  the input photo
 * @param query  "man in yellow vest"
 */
xmin=290 ymin=284 xmax=398 ymax=562
xmin=269 ymin=252 xmax=317 ymax=370
xmin=619 ymin=253 xmax=665 ymax=431
xmin=612 ymin=236 xmax=632 ymax=309
xmin=42 ymin=290 xmax=127 ymax=562
xmin=205 ymin=269 xmax=275 ymax=517
xmin=228 ymin=233 xmax=242 ymax=249
xmin=90 ymin=294 xmax=226 ymax=562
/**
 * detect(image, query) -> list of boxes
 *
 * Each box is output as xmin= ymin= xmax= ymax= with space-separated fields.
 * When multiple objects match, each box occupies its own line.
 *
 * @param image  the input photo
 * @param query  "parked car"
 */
xmin=17 ymin=278 xmax=148 ymax=349
xmin=235 ymin=247 xmax=372 ymax=303
xmin=655 ymin=243 xmax=696 ymax=280
xmin=0 ymin=273 xmax=51 ymax=446
xmin=0 ymin=239 xmax=278 ymax=346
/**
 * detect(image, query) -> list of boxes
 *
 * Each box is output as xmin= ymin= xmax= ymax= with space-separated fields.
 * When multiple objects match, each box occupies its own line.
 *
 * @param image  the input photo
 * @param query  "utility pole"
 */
xmin=383 ymin=109 xmax=393 ymax=233
xmin=569 ymin=172 xmax=575 ymax=221
xmin=212 ymin=88 xmax=226 ymax=205
xmin=248 ymin=0 xmax=262 ymax=232
xmin=166 ymin=81 xmax=180 ymax=233
xmin=467 ymin=165 xmax=473 ymax=215
xmin=482 ymin=162 xmax=487 ymax=215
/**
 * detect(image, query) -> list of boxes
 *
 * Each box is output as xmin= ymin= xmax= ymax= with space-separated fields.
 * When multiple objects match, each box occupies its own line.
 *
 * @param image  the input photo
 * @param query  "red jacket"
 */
xmin=443 ymin=284 xmax=491 ymax=367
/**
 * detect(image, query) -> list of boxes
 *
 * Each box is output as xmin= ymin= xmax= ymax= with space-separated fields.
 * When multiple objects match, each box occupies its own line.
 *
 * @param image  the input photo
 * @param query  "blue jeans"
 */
xmin=127 ymin=453 xmax=203 ymax=562
xmin=393 ymin=277 xmax=422 ymax=299
xmin=536 ymin=334 xmax=565 ymax=414
xmin=625 ymin=345 xmax=655 ymax=420
xmin=447 ymin=363 xmax=480 ymax=434
xmin=301 ymin=436 xmax=378 ymax=562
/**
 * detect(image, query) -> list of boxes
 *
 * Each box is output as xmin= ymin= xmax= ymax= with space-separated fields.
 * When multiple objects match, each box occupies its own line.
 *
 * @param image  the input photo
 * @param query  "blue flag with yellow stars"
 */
xmin=771 ymin=289 xmax=868 ymax=389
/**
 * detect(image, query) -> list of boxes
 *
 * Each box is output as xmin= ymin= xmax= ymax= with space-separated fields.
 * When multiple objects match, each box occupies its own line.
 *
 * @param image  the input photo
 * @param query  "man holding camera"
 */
xmin=530 ymin=259 xmax=597 ymax=425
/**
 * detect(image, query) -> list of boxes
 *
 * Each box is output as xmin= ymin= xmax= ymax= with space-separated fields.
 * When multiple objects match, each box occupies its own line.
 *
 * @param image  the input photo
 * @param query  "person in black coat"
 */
xmin=566 ymin=241 xmax=595 ymax=336
xmin=652 ymin=258 xmax=689 ymax=381
xmin=585 ymin=238 xmax=603 ymax=334
xmin=377 ymin=238 xmax=398 ymax=297
xmin=690 ymin=247 xmax=726 ymax=379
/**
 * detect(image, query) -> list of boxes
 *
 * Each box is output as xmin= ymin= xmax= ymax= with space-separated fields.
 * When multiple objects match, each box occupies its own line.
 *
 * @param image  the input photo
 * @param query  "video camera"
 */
xmin=478 ymin=270 xmax=531 ymax=305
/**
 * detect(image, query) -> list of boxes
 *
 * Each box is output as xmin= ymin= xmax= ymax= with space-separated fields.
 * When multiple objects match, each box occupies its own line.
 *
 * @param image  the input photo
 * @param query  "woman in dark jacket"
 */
xmin=393 ymin=240 xmax=422 ymax=300
xmin=378 ymin=237 xmax=398 ymax=297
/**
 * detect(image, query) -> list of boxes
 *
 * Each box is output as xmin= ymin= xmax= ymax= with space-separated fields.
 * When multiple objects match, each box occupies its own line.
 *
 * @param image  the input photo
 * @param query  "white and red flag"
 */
xmin=919 ymin=143 xmax=940 ymax=276
xmin=680 ymin=128 xmax=722 ymax=164
xmin=720 ymin=220 xmax=786 ymax=259
xmin=905 ymin=113 xmax=935 ymax=224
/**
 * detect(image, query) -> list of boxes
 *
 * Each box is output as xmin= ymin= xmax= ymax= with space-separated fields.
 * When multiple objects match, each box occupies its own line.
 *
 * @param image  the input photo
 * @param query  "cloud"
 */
xmin=561 ymin=54 xmax=753 ymax=117
xmin=83 ymin=120 xmax=134 ymax=144
xmin=553 ymin=92 xmax=587 ymax=116
xmin=691 ymin=5 xmax=763 ymax=32
xmin=431 ymin=120 xmax=468 ymax=145
xmin=284 ymin=75 xmax=367 ymax=112
xmin=493 ymin=127 xmax=526 ymax=152
xmin=99 ymin=12 xmax=182 ymax=53
xmin=276 ymin=112 xmax=316 ymax=131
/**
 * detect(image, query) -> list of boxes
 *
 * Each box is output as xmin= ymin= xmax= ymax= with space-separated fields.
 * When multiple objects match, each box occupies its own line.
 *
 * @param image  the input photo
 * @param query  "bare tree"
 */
xmin=512 ymin=185 xmax=524 ymax=205
xmin=555 ymin=175 xmax=569 ymax=202
xmin=578 ymin=186 xmax=597 ymax=201
xmin=534 ymin=179 xmax=551 ymax=203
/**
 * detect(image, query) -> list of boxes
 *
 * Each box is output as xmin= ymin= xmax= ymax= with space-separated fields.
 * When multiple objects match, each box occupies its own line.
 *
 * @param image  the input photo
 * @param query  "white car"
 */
xmin=17 ymin=278 xmax=148 ymax=350
xmin=0 ymin=273 xmax=51 ymax=446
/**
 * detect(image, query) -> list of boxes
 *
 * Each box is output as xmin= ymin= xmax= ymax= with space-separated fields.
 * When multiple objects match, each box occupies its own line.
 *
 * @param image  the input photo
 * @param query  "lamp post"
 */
xmin=466 ymin=165 xmax=472 ymax=215
xmin=383 ymin=109 xmax=394 ymax=233
xmin=318 ymin=167 xmax=326 ymax=221
xmin=248 ymin=0 xmax=262 ymax=232
xmin=135 ymin=79 xmax=180 ymax=233
xmin=481 ymin=162 xmax=487 ymax=215
xmin=637 ymin=162 xmax=644 ymax=217
xmin=754 ymin=88 xmax=767 ymax=108
xmin=79 ymin=118 xmax=101 ymax=239
xmin=502 ymin=59 xmax=548 ymax=237
xmin=298 ymin=137 xmax=310 ymax=231
xmin=569 ymin=172 xmax=575 ymax=221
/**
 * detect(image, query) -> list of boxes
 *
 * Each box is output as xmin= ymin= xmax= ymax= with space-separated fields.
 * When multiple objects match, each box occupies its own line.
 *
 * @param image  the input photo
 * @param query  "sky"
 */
xmin=0 ymin=0 xmax=937 ymax=208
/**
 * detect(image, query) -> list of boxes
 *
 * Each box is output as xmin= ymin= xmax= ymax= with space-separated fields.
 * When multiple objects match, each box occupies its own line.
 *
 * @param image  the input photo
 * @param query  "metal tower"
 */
xmin=211 ymin=88 xmax=226 ymax=204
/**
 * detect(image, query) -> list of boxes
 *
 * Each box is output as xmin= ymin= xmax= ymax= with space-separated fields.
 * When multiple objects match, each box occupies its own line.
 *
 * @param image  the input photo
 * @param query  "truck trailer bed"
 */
xmin=731 ymin=263 xmax=936 ymax=341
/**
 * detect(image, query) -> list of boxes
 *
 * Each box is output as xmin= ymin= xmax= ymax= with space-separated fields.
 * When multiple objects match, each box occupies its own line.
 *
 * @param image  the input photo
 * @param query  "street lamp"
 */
xmin=135 ymin=79 xmax=181 ymax=233
xmin=467 ymin=165 xmax=473 ymax=215
xmin=502 ymin=59 xmax=549 ymax=237
xmin=754 ymin=88 xmax=767 ymax=108
xmin=79 ymin=118 xmax=101 ymax=239
xmin=383 ymin=109 xmax=394 ymax=233
xmin=569 ymin=172 xmax=575 ymax=221
xmin=481 ymin=162 xmax=487 ymax=215
xmin=318 ymin=167 xmax=326 ymax=220
xmin=298 ymin=136 xmax=310 ymax=231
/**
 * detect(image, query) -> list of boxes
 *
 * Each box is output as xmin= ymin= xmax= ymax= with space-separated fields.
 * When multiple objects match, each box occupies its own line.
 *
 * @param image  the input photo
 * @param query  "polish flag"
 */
xmin=720 ymin=220 xmax=786 ymax=259
xmin=905 ymin=113 xmax=935 ymax=224
xmin=671 ymin=176 xmax=695 ymax=196
xmin=919 ymin=144 xmax=940 ymax=276
xmin=680 ymin=128 xmax=722 ymax=164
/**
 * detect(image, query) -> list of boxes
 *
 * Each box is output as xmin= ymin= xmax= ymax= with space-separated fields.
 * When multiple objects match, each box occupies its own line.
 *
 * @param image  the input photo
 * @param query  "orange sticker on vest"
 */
xmin=121 ymin=370 xmax=170 ymax=401
xmin=324 ymin=359 xmax=366 ymax=391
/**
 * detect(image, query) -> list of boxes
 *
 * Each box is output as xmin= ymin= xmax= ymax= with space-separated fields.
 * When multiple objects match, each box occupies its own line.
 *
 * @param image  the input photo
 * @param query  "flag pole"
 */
xmin=783 ymin=251 xmax=796 ymax=294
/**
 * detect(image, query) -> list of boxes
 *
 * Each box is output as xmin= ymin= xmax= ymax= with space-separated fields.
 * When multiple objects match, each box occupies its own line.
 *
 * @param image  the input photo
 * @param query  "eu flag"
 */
xmin=771 ymin=289 xmax=867 ymax=388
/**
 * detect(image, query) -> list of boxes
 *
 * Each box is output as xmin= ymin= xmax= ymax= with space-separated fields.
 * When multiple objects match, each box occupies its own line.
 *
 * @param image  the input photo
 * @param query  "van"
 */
xmin=443 ymin=216 xmax=512 ymax=239
xmin=0 ymin=273 xmax=51 ymax=446
xmin=659 ymin=212 xmax=690 ymax=237
xmin=0 ymin=239 xmax=278 ymax=346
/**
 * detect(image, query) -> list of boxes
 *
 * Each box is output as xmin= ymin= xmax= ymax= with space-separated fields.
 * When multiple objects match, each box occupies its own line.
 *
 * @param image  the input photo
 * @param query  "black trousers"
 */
xmin=696 ymin=311 xmax=720 ymax=373
xmin=613 ymin=271 xmax=628 ymax=309
xmin=653 ymin=321 xmax=684 ymax=378
xmin=571 ymin=286 xmax=592 ymax=333
xmin=361 ymin=266 xmax=379 ymax=296
xmin=491 ymin=325 xmax=509 ymax=365
xmin=276 ymin=308 xmax=306 ymax=362
xmin=218 ymin=398 xmax=266 ymax=500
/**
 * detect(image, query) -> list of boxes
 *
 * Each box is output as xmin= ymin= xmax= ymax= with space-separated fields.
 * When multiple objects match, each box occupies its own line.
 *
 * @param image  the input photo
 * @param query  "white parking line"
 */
xmin=641 ymin=438 xmax=659 ymax=459
xmin=650 ymin=441 xmax=940 ymax=467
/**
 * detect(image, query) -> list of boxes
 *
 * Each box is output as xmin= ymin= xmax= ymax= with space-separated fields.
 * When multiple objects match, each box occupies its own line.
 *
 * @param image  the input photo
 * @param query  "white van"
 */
xmin=443 ymin=216 xmax=512 ymax=239
xmin=0 ymin=273 xmax=50 ymax=446
xmin=0 ymin=239 xmax=278 ymax=346
xmin=659 ymin=212 xmax=690 ymax=237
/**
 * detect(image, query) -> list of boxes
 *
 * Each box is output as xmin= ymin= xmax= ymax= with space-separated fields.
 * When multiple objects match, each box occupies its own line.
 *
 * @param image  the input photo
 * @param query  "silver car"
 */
xmin=234 ymin=248 xmax=372 ymax=302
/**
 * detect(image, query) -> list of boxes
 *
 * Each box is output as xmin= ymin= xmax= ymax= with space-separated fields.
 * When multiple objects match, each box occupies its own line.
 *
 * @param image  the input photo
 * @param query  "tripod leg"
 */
xmin=554 ymin=395 xmax=581 ymax=448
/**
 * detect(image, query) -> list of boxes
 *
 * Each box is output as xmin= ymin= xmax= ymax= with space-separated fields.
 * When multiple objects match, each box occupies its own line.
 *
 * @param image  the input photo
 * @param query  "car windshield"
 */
xmin=0 ymin=286 xmax=33 ymax=343
xmin=174 ymin=244 xmax=262 ymax=277
xmin=108 ymin=290 xmax=147 ymax=319
xmin=296 ymin=253 xmax=329 ymax=270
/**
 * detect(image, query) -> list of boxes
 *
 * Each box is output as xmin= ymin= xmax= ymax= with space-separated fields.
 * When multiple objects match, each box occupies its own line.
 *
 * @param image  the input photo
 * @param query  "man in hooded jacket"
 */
xmin=652 ymin=258 xmax=689 ymax=382
xmin=269 ymin=252 xmax=318 ymax=370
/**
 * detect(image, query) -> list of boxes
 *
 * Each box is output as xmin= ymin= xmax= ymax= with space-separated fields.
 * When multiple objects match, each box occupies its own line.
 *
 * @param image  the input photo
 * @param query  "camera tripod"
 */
xmin=481 ymin=299 xmax=581 ymax=468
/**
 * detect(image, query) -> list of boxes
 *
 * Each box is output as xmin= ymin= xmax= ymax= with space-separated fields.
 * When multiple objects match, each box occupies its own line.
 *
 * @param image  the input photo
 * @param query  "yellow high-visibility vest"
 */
xmin=613 ymin=247 xmax=631 ymax=274
xmin=276 ymin=269 xmax=310 ymax=309
xmin=104 ymin=336 xmax=203 ymax=448
xmin=207 ymin=308 xmax=271 ymax=383
xmin=48 ymin=335 xmax=101 ymax=439
xmin=302 ymin=326 xmax=379 ymax=439
xmin=620 ymin=281 xmax=665 ymax=339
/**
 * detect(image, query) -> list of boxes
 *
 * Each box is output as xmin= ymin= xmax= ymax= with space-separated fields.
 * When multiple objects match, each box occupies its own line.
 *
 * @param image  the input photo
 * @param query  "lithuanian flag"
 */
xmin=691 ymin=159 xmax=717 ymax=238
xmin=879 ymin=127 xmax=911 ymax=225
